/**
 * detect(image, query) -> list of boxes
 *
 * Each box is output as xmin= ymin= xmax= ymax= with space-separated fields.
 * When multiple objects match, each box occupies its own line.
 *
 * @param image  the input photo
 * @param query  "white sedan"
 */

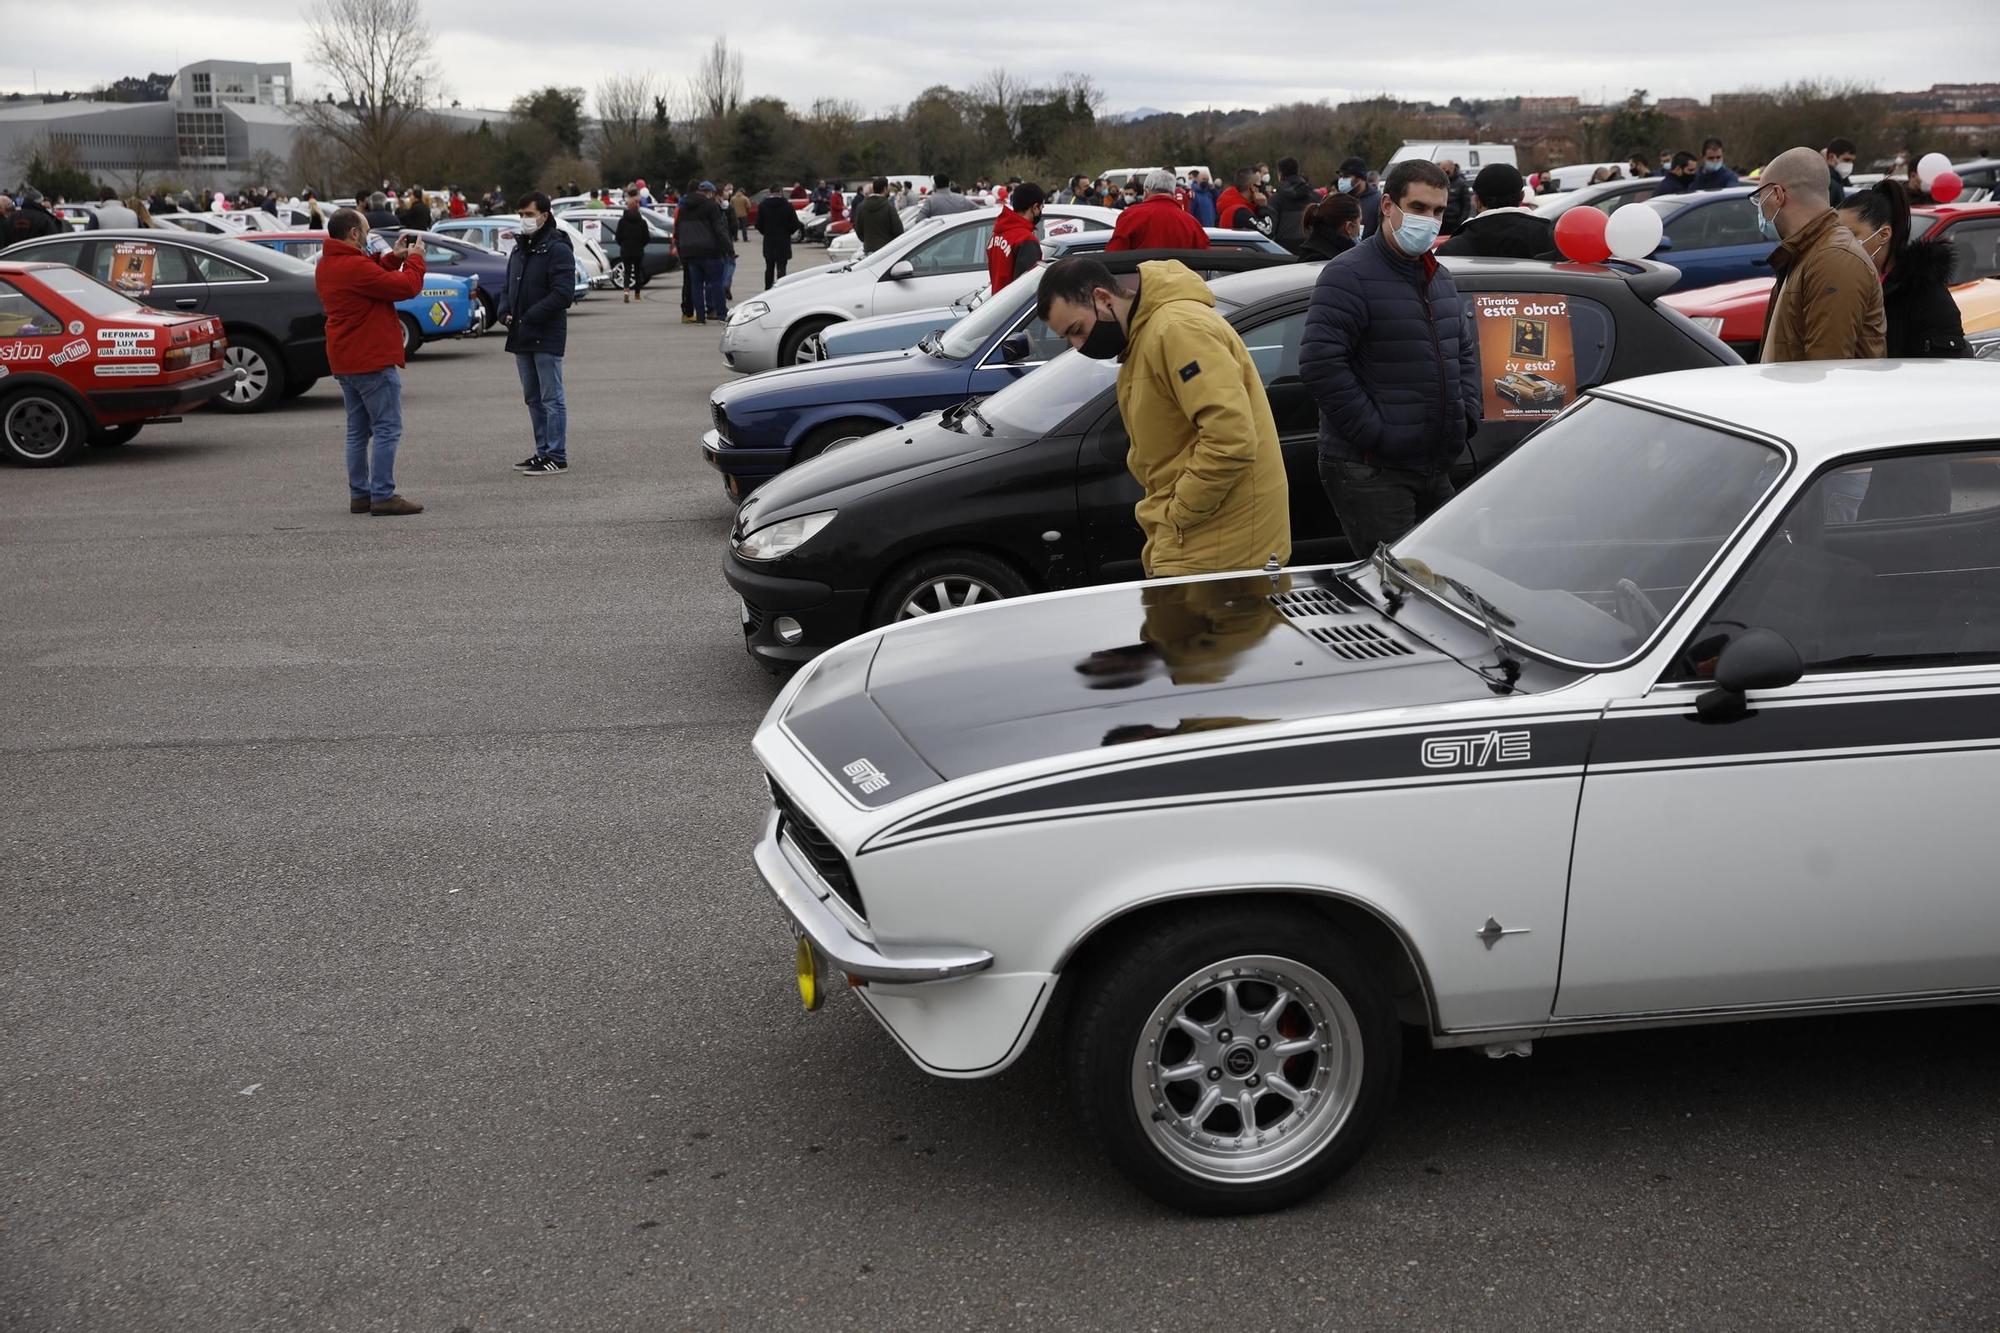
xmin=748 ymin=359 xmax=2000 ymax=1214
xmin=719 ymin=204 xmax=1118 ymax=372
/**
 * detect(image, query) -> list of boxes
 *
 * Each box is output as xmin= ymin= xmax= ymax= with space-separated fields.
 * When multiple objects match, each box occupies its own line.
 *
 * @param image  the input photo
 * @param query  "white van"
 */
xmin=1096 ymin=165 xmax=1215 ymax=187
xmin=1383 ymin=141 xmax=1519 ymax=173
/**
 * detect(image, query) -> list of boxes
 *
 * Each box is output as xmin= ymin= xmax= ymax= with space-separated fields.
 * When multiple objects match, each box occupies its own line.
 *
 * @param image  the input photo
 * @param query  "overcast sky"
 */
xmin=6 ymin=2 xmax=2000 ymax=116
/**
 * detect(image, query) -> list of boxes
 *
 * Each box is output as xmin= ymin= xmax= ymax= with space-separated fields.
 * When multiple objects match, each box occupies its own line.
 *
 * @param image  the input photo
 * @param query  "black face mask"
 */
xmin=1078 ymin=302 xmax=1127 ymax=361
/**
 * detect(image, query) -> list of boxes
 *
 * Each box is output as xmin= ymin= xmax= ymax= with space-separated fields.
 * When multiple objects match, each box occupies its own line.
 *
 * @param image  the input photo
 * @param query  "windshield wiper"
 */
xmin=1372 ymin=546 xmax=1522 ymax=692
xmin=962 ymin=397 xmax=994 ymax=436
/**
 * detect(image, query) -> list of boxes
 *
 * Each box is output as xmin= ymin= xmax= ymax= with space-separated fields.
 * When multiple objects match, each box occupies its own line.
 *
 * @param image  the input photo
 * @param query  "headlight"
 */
xmin=733 ymin=510 xmax=837 ymax=561
xmin=729 ymin=300 xmax=771 ymax=327
xmin=1689 ymin=316 xmax=1726 ymax=337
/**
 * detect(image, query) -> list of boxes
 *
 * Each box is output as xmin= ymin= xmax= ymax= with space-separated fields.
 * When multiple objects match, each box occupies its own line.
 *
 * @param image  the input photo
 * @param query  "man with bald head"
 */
xmin=1756 ymin=145 xmax=1885 ymax=362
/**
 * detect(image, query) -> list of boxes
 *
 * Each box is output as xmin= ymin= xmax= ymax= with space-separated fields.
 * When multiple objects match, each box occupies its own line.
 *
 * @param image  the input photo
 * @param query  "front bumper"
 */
xmin=700 ymin=427 xmax=790 ymax=499
xmin=755 ymin=809 xmax=992 ymax=983
xmin=718 ymin=318 xmax=781 ymax=374
xmin=722 ymin=551 xmax=870 ymax=667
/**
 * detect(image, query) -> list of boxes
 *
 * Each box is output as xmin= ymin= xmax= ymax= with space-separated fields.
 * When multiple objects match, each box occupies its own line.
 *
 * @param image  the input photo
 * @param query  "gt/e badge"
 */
xmin=1178 ymin=360 xmax=1201 ymax=382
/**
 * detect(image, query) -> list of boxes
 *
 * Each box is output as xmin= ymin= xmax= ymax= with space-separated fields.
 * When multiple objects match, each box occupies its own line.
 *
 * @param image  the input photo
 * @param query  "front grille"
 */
xmin=770 ymin=780 xmax=865 ymax=920
xmin=1308 ymin=622 xmax=1415 ymax=661
xmin=710 ymin=400 xmax=732 ymax=445
xmin=742 ymin=599 xmax=766 ymax=634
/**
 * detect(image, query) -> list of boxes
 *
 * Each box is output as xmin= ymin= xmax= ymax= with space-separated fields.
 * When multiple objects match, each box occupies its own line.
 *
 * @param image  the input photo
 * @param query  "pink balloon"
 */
xmin=1931 ymin=170 xmax=1964 ymax=204
xmin=1554 ymin=206 xmax=1611 ymax=263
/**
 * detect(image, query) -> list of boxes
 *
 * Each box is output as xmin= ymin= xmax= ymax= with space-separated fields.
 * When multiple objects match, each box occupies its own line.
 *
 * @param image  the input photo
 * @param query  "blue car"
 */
xmin=384 ymin=230 xmax=509 ymax=324
xmin=702 ymin=247 xmax=1293 ymax=500
xmin=1643 ymin=186 xmax=1775 ymax=292
xmin=433 ymin=218 xmax=596 ymax=301
xmin=813 ymin=226 xmax=1293 ymax=362
xmin=231 ymin=232 xmax=481 ymax=357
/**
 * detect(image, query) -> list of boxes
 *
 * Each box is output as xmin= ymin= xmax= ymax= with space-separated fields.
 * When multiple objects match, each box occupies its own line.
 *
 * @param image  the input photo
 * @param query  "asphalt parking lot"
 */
xmin=4 ymin=253 xmax=1999 ymax=1332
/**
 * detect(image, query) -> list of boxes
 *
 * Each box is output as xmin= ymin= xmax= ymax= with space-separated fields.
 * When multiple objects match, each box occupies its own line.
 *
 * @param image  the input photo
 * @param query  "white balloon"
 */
xmin=1917 ymin=151 xmax=1953 ymax=186
xmin=1604 ymin=202 xmax=1664 ymax=260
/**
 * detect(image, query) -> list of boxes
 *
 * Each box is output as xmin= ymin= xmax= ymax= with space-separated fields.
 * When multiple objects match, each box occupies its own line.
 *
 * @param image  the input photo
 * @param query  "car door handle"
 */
xmin=175 ymin=297 xmax=199 ymax=308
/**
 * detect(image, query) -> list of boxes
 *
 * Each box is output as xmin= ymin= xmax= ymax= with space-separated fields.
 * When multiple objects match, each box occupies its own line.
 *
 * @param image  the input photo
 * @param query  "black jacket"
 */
xmin=1271 ymin=174 xmax=1314 ymax=251
xmin=852 ymin=194 xmax=905 ymax=253
xmin=1353 ymin=184 xmax=1383 ymax=237
xmin=1296 ymin=227 xmax=1355 ymax=263
xmin=613 ymin=208 xmax=653 ymax=261
xmin=8 ymin=202 xmax=66 ymax=244
xmin=1882 ymin=240 xmax=1970 ymax=358
xmin=499 ymin=220 xmax=576 ymax=356
xmin=754 ymin=195 xmax=803 ymax=256
xmin=398 ymin=202 xmax=434 ymax=230
xmin=363 ymin=208 xmax=399 ymax=231
xmin=1436 ymin=208 xmax=1558 ymax=260
xmin=1299 ymin=231 xmax=1481 ymax=471
xmin=1441 ymin=170 xmax=1474 ymax=236
xmin=674 ymin=194 xmax=733 ymax=260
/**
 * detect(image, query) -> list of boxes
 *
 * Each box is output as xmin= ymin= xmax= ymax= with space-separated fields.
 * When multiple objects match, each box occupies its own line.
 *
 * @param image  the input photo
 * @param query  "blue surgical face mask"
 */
xmin=1390 ymin=204 xmax=1441 ymax=254
xmin=1756 ymin=189 xmax=1781 ymax=242
xmin=1336 ymin=176 xmax=1354 ymax=194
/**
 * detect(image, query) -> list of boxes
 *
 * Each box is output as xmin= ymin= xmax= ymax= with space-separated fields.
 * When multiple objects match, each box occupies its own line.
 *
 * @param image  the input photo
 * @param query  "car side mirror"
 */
xmin=887 ymin=260 xmax=916 ymax=279
xmin=999 ymin=331 xmax=1032 ymax=363
xmin=1696 ymin=627 xmax=1802 ymax=721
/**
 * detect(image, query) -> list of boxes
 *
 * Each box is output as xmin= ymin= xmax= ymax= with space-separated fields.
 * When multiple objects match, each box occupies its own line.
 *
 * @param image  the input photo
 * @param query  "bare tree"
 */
xmin=296 ymin=0 xmax=440 ymax=184
xmin=689 ymin=37 xmax=744 ymax=123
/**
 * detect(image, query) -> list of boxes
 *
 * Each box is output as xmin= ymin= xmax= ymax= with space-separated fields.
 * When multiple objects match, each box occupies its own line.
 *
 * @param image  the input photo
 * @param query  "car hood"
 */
xmin=715 ymin=345 xmax=933 ymax=409
xmin=779 ymin=572 xmax=1509 ymax=805
xmin=733 ymin=407 xmax=1024 ymax=525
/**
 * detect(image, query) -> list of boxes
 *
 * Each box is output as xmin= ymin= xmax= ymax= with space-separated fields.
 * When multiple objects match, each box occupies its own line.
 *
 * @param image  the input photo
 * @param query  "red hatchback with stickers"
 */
xmin=0 ymin=259 xmax=234 ymax=466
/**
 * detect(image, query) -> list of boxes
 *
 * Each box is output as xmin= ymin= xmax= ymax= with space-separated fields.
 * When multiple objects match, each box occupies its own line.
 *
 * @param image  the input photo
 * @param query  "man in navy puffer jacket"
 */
xmin=1299 ymin=159 xmax=1480 ymax=558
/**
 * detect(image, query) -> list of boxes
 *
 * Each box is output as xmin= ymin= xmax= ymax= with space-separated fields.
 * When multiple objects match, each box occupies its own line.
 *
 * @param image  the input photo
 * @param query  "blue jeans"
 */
xmin=338 ymin=367 xmax=402 ymax=501
xmin=686 ymin=258 xmax=728 ymax=320
xmin=514 ymin=352 xmax=567 ymax=462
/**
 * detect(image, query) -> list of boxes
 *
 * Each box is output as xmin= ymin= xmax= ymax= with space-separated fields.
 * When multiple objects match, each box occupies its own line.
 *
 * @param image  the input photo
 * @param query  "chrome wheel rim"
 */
xmin=1131 ymin=956 xmax=1362 ymax=1184
xmin=896 ymin=575 xmax=999 ymax=619
xmin=795 ymin=333 xmax=825 ymax=364
xmin=5 ymin=396 xmax=70 ymax=459
xmin=222 ymin=346 xmax=268 ymax=405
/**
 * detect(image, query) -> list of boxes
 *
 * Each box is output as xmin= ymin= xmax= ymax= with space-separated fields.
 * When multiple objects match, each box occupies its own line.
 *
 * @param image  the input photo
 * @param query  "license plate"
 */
xmin=188 ymin=342 xmax=212 ymax=365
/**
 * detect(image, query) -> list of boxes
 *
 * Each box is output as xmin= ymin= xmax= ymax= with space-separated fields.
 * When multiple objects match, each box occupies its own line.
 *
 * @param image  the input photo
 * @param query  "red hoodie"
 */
xmin=315 ymin=240 xmax=427 ymax=376
xmin=986 ymin=207 xmax=1042 ymax=293
xmin=1105 ymin=194 xmax=1210 ymax=252
xmin=1214 ymin=187 xmax=1259 ymax=232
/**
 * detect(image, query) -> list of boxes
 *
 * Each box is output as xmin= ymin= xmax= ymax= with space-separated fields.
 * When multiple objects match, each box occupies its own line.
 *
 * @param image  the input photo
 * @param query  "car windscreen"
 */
xmin=222 ymin=243 xmax=314 ymax=277
xmin=937 ymin=266 xmax=1043 ymax=359
xmin=978 ymin=346 xmax=1120 ymax=435
xmin=854 ymin=215 xmax=950 ymax=269
xmin=24 ymin=266 xmax=144 ymax=317
xmin=1393 ymin=398 xmax=1785 ymax=665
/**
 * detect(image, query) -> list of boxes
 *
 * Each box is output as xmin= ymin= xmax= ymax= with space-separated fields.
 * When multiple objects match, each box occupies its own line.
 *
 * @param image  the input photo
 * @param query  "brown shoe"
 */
xmin=370 ymin=495 xmax=425 ymax=516
xmin=350 ymin=497 xmax=372 ymax=514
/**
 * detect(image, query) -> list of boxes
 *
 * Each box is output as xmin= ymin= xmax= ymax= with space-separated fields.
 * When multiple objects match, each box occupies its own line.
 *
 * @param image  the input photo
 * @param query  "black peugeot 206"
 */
xmin=721 ymin=257 xmax=1739 ymax=674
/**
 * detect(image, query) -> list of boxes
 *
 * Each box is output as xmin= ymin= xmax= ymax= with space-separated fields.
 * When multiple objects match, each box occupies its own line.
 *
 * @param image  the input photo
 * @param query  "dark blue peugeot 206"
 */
xmin=699 ymin=246 xmax=1293 ymax=500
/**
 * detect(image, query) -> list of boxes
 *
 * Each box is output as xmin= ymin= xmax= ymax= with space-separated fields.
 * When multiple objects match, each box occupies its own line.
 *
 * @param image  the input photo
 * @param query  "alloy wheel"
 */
xmin=1131 ymin=956 xmax=1363 ymax=1184
xmin=4 ymin=396 xmax=71 ymax=460
xmin=795 ymin=333 xmax=825 ymax=364
xmin=895 ymin=575 xmax=999 ymax=619
xmin=222 ymin=345 xmax=269 ymax=406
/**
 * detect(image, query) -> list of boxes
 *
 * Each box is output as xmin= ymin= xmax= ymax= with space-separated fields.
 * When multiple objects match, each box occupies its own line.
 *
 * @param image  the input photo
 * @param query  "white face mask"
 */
xmin=1836 ymin=160 xmax=1855 ymax=178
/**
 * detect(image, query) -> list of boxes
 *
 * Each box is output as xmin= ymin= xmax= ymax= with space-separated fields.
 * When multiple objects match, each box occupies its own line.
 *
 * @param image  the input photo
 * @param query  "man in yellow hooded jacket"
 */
xmin=1037 ymin=257 xmax=1291 ymax=577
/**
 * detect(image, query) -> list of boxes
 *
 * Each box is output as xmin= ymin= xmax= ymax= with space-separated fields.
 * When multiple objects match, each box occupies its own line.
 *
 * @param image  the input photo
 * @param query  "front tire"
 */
xmin=1066 ymin=907 xmax=1401 ymax=1215
xmin=869 ymin=549 xmax=1030 ymax=625
xmin=780 ymin=316 xmax=838 ymax=367
xmin=1 ymin=389 xmax=87 ymax=466
xmin=215 ymin=334 xmax=287 ymax=413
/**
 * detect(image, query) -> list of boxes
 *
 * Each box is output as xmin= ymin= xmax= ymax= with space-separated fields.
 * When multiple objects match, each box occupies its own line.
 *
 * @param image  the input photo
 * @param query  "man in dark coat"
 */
xmin=614 ymin=193 xmax=654 ymax=301
xmin=852 ymin=176 xmax=904 ymax=254
xmin=363 ymin=191 xmax=399 ymax=230
xmin=1299 ymin=159 xmax=1480 ymax=558
xmin=674 ymin=181 xmax=734 ymax=323
xmin=753 ymin=185 xmax=805 ymax=289
xmin=497 ymin=192 xmax=577 ymax=476
xmin=1651 ymin=151 xmax=1701 ymax=196
xmin=1335 ymin=156 xmax=1383 ymax=238
xmin=1438 ymin=165 xmax=1557 ymax=260
xmin=9 ymin=188 xmax=66 ymax=244
xmin=1438 ymin=159 xmax=1474 ymax=236
xmin=1269 ymin=156 xmax=1315 ymax=253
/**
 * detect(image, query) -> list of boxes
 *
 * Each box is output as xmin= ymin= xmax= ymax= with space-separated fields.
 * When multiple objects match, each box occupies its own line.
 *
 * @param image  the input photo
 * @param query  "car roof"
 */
xmin=1596 ymin=361 xmax=1998 ymax=459
xmin=1647 ymin=185 xmax=1759 ymax=213
xmin=1206 ymin=254 xmax=1682 ymax=307
xmin=1916 ymin=201 xmax=2000 ymax=220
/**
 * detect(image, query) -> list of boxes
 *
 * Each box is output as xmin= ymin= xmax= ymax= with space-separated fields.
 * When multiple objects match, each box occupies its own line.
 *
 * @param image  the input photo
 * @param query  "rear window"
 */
xmin=18 ymin=266 xmax=142 ymax=317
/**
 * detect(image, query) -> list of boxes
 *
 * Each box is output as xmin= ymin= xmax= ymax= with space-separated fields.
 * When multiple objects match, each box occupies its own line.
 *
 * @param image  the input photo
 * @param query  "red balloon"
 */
xmin=1554 ymin=206 xmax=1611 ymax=262
xmin=1931 ymin=170 xmax=1964 ymax=204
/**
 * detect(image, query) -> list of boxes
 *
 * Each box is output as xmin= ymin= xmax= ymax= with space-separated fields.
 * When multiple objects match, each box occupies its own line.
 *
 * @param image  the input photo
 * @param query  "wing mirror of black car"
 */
xmin=999 ymin=331 xmax=1032 ymax=363
xmin=887 ymin=260 xmax=916 ymax=279
xmin=1696 ymin=627 xmax=1803 ymax=721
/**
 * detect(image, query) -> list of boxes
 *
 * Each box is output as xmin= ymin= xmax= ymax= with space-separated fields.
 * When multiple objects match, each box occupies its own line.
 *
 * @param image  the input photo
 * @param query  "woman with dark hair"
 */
xmin=1298 ymin=192 xmax=1361 ymax=262
xmin=1838 ymin=179 xmax=1970 ymax=358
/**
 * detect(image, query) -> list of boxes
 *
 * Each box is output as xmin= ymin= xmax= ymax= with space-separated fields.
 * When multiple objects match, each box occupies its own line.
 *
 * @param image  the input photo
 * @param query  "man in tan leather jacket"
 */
xmin=1757 ymin=146 xmax=1886 ymax=362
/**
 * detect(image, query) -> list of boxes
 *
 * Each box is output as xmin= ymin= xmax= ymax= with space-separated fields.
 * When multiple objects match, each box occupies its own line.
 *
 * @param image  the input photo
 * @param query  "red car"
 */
xmin=0 ymin=260 xmax=233 ymax=466
xmin=1660 ymin=202 xmax=2000 ymax=359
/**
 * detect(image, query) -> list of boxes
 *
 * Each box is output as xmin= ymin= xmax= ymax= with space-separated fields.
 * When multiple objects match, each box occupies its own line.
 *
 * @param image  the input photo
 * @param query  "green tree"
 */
xmin=23 ymin=146 xmax=95 ymax=202
xmin=511 ymin=86 xmax=587 ymax=156
xmin=723 ymin=97 xmax=790 ymax=187
xmin=1607 ymin=90 xmax=1673 ymax=161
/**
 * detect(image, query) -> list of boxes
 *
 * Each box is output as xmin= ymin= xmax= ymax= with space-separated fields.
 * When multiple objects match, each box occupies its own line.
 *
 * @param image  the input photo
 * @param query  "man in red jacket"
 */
xmin=985 ymin=182 xmax=1045 ymax=293
xmin=1106 ymin=169 xmax=1210 ymax=252
xmin=315 ymin=207 xmax=429 ymax=515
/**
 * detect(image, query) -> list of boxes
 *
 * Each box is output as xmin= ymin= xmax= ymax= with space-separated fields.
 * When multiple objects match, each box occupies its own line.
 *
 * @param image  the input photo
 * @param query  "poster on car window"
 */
xmin=579 ymin=217 xmax=602 ymax=243
xmin=1473 ymin=292 xmax=1576 ymax=420
xmin=110 ymin=242 xmax=158 ymax=296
